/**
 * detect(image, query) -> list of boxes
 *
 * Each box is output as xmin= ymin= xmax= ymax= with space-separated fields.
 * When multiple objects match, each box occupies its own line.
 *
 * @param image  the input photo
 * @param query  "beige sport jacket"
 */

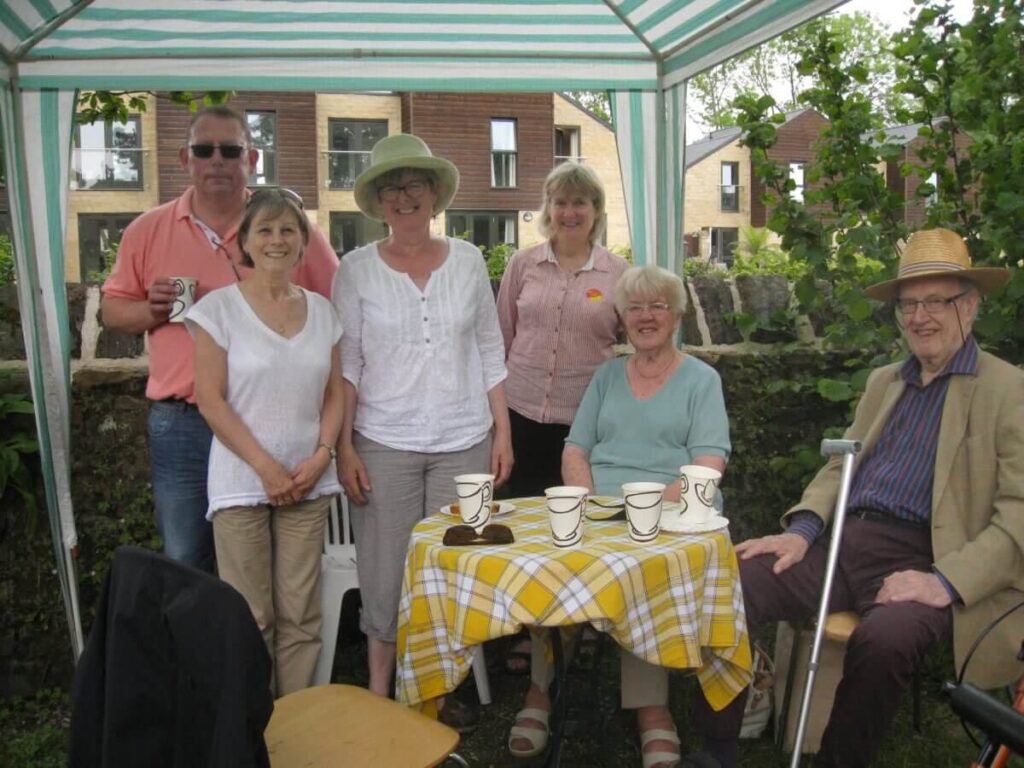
xmin=783 ymin=349 xmax=1024 ymax=689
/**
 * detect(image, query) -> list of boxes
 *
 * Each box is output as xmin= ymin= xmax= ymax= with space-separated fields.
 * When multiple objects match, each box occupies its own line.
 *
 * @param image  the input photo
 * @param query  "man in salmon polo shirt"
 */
xmin=101 ymin=105 xmax=338 ymax=572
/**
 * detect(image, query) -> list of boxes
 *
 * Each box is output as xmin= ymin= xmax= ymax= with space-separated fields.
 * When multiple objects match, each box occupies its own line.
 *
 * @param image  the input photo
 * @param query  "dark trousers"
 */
xmin=502 ymin=409 xmax=571 ymax=499
xmin=694 ymin=516 xmax=952 ymax=768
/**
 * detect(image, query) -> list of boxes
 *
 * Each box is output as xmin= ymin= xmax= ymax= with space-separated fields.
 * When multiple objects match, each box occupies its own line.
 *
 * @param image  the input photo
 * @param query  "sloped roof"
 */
xmin=685 ymin=107 xmax=821 ymax=167
xmin=685 ymin=125 xmax=743 ymax=167
xmin=862 ymin=118 xmax=950 ymax=146
xmin=1 ymin=0 xmax=848 ymax=91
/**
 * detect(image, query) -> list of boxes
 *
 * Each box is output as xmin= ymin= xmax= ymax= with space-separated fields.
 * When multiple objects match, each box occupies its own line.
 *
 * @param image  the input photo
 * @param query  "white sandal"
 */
xmin=508 ymin=706 xmax=550 ymax=758
xmin=639 ymin=728 xmax=681 ymax=768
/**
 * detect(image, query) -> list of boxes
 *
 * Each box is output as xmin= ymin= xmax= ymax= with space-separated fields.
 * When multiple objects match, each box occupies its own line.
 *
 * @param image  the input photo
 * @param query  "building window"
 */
xmin=446 ymin=210 xmax=518 ymax=251
xmin=925 ymin=171 xmax=939 ymax=208
xmin=710 ymin=227 xmax=739 ymax=267
xmin=554 ymin=126 xmax=581 ymax=165
xmin=246 ymin=111 xmax=277 ymax=186
xmin=720 ymin=161 xmax=740 ymax=212
xmin=328 ymin=119 xmax=387 ymax=189
xmin=78 ymin=213 xmax=139 ymax=283
xmin=491 ymin=119 xmax=517 ymax=188
xmin=329 ymin=212 xmax=388 ymax=258
xmin=788 ymin=162 xmax=805 ymax=203
xmin=73 ymin=117 xmax=143 ymax=190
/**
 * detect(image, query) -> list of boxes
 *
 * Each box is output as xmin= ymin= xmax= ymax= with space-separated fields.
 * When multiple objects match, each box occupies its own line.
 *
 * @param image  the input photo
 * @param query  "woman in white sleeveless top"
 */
xmin=187 ymin=188 xmax=344 ymax=697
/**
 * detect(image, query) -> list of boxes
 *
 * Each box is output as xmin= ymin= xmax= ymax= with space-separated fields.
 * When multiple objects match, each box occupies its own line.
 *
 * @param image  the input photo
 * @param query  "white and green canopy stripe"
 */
xmin=18 ymin=56 xmax=658 ymax=92
xmin=0 ymin=82 xmax=84 ymax=658
xmin=3 ymin=0 xmax=845 ymax=71
xmin=3 ymin=1 xmax=850 ymax=98
xmin=611 ymin=82 xmax=687 ymax=270
xmin=664 ymin=0 xmax=843 ymax=85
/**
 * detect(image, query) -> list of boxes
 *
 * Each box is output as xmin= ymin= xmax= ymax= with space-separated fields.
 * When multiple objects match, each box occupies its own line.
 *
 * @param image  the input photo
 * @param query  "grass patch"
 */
xmin=0 ymin=688 xmax=70 ymax=768
xmin=6 ymin=604 xmax=1021 ymax=767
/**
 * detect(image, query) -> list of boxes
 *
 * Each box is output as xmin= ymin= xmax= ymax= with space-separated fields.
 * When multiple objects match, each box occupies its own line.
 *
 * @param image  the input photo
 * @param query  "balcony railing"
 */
xmin=719 ymin=184 xmax=744 ymax=212
xmin=324 ymin=149 xmax=373 ymax=189
xmin=72 ymin=148 xmax=146 ymax=191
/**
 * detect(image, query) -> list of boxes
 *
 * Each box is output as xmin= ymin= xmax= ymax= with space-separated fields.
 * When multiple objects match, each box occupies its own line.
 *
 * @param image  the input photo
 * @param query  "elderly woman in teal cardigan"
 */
xmin=508 ymin=265 xmax=731 ymax=768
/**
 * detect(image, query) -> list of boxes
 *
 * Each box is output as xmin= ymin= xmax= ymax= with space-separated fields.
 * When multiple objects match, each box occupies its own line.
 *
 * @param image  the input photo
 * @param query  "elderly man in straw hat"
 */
xmin=687 ymin=228 xmax=1023 ymax=768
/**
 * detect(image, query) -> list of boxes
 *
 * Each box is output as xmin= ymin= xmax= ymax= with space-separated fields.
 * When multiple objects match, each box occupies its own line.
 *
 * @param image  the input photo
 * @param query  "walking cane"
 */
xmin=788 ymin=438 xmax=861 ymax=768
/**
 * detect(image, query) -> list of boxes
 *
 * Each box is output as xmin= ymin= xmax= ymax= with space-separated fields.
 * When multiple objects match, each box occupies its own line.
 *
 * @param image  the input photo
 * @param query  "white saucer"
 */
xmin=659 ymin=508 xmax=729 ymax=534
xmin=440 ymin=500 xmax=515 ymax=518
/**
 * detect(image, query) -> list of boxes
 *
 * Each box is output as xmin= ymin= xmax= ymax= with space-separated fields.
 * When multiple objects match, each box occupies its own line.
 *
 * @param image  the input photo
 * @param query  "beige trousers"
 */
xmin=213 ymin=495 xmax=331 ymax=697
xmin=529 ymin=627 xmax=668 ymax=709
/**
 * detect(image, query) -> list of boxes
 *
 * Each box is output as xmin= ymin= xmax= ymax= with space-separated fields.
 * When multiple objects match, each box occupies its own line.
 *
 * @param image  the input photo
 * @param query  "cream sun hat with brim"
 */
xmin=864 ymin=227 xmax=1010 ymax=301
xmin=353 ymin=133 xmax=459 ymax=222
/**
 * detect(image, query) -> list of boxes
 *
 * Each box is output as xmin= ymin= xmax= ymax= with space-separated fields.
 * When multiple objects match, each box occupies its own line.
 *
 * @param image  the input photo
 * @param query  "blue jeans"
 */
xmin=148 ymin=400 xmax=215 ymax=572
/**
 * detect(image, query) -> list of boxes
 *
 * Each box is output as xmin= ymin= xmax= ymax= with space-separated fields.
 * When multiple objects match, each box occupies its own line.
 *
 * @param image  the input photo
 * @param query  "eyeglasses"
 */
xmin=190 ymin=143 xmax=247 ymax=160
xmin=246 ymin=187 xmax=305 ymax=210
xmin=442 ymin=523 xmax=514 ymax=546
xmin=894 ymin=291 xmax=968 ymax=317
xmin=377 ymin=179 xmax=431 ymax=202
xmin=624 ymin=302 xmax=671 ymax=316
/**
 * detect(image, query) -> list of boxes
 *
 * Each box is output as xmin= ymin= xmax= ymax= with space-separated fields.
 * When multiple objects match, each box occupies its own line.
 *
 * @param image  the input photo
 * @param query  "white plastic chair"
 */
xmin=314 ymin=493 xmax=361 ymax=686
xmin=313 ymin=493 xmax=493 ymax=705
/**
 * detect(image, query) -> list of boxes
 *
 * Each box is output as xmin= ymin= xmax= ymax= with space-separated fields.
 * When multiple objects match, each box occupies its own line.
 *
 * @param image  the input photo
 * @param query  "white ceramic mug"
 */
xmin=545 ymin=485 xmax=587 ymax=548
xmin=454 ymin=473 xmax=495 ymax=533
xmin=622 ymin=481 xmax=665 ymax=542
xmin=677 ymin=464 xmax=722 ymax=526
xmin=168 ymin=276 xmax=198 ymax=324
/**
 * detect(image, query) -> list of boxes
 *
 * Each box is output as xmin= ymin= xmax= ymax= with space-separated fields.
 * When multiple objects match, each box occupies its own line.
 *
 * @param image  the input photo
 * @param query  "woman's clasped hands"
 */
xmin=255 ymin=448 xmax=333 ymax=507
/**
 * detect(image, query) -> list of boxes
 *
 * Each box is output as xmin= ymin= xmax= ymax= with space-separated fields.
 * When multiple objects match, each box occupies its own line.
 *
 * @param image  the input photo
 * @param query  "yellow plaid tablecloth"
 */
xmin=396 ymin=497 xmax=752 ymax=711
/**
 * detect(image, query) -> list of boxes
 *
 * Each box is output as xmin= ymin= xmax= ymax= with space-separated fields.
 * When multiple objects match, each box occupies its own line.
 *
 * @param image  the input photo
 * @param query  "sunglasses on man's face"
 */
xmin=190 ymin=143 xmax=247 ymax=160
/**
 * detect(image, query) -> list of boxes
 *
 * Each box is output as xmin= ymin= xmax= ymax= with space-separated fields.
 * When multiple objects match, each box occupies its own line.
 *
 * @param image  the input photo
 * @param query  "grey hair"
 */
xmin=958 ymin=277 xmax=979 ymax=296
xmin=188 ymin=105 xmax=252 ymax=146
xmin=613 ymin=265 xmax=688 ymax=316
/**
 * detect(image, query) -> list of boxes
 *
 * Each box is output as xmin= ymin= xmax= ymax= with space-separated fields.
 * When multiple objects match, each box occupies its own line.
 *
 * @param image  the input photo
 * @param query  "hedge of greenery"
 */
xmin=0 ymin=348 xmax=849 ymax=696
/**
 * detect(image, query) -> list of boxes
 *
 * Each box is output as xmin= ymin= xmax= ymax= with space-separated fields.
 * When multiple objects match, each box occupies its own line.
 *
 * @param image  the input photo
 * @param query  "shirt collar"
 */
xmin=542 ymin=241 xmax=604 ymax=272
xmin=900 ymin=334 xmax=979 ymax=386
xmin=176 ymin=186 xmax=243 ymax=244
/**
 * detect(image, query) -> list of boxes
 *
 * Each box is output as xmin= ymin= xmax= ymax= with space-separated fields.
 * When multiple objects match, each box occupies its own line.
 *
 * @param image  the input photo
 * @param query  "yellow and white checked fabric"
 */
xmin=396 ymin=498 xmax=752 ymax=710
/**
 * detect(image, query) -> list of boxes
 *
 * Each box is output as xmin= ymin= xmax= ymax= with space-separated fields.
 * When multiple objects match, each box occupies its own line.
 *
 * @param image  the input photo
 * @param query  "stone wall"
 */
xmin=0 ymin=275 xmax=833 ymax=367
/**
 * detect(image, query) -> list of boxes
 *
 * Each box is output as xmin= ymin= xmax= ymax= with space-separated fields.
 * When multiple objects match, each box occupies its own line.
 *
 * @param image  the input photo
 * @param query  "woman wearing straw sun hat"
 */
xmin=330 ymin=134 xmax=511 ymax=728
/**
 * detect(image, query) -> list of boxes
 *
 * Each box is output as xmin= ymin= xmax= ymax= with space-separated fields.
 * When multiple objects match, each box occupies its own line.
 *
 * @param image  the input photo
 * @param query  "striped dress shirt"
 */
xmin=496 ymin=242 xmax=628 ymax=425
xmin=787 ymin=336 xmax=979 ymax=540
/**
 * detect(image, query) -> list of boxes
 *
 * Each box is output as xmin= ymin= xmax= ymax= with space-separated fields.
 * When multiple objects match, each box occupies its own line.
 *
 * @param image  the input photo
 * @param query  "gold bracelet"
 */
xmin=318 ymin=442 xmax=337 ymax=460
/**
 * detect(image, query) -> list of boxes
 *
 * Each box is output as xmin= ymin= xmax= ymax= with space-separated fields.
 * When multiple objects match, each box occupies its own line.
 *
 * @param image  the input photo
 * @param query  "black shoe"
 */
xmin=438 ymin=696 xmax=479 ymax=734
xmin=681 ymin=750 xmax=721 ymax=768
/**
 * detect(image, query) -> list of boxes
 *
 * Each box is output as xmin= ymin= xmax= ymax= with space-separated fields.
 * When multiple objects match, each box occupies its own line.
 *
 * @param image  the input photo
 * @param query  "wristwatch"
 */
xmin=318 ymin=443 xmax=338 ymax=460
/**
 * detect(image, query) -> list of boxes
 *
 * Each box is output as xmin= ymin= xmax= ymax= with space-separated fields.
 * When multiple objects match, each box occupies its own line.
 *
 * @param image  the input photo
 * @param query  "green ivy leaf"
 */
xmin=817 ymin=378 xmax=854 ymax=402
xmin=845 ymin=297 xmax=874 ymax=321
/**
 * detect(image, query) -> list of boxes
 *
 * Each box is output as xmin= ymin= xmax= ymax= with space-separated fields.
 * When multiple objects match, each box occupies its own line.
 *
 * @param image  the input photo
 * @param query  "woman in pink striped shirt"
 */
xmin=496 ymin=162 xmax=628 ymax=501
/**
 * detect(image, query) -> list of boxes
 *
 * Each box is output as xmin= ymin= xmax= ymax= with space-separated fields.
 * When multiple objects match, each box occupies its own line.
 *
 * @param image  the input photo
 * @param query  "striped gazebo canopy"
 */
xmin=0 ymin=0 xmax=846 ymax=658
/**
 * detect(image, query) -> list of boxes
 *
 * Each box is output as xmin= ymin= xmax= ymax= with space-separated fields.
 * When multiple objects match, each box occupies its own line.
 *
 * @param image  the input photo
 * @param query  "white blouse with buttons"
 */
xmin=332 ymin=237 xmax=507 ymax=453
